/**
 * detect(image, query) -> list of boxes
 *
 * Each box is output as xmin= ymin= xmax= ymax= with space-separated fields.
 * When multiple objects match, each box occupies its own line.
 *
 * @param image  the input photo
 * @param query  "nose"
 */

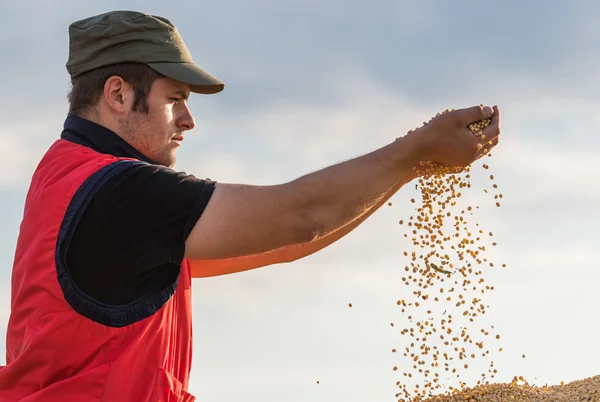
xmin=177 ymin=103 xmax=196 ymax=131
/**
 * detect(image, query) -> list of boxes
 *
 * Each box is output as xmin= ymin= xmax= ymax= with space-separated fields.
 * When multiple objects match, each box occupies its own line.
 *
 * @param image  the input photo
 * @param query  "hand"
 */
xmin=408 ymin=105 xmax=501 ymax=169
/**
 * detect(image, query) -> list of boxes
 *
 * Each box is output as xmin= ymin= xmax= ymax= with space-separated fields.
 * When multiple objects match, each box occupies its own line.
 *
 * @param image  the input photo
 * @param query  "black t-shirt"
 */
xmin=61 ymin=115 xmax=215 ymax=305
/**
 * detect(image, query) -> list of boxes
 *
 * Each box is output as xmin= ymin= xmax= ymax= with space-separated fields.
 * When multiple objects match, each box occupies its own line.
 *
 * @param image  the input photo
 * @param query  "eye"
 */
xmin=169 ymin=98 xmax=181 ymax=104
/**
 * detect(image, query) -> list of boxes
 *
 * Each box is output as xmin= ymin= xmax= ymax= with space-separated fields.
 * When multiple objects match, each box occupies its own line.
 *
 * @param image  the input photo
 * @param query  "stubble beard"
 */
xmin=119 ymin=111 xmax=177 ymax=168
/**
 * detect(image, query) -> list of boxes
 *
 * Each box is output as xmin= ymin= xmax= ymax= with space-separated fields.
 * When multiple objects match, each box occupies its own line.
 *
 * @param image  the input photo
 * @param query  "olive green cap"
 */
xmin=66 ymin=10 xmax=224 ymax=94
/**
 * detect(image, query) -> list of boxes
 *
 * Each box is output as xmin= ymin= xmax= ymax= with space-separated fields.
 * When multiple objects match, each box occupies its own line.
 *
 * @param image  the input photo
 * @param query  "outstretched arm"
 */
xmin=186 ymin=105 xmax=500 ymax=277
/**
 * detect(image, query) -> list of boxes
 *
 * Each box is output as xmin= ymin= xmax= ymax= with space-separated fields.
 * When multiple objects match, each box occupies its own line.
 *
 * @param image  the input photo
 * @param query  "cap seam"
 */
xmin=69 ymin=58 xmax=201 ymax=76
xmin=147 ymin=61 xmax=196 ymax=65
xmin=69 ymin=28 xmax=177 ymax=52
xmin=69 ymin=60 xmax=148 ymax=76
xmin=70 ymin=13 xmax=153 ymax=30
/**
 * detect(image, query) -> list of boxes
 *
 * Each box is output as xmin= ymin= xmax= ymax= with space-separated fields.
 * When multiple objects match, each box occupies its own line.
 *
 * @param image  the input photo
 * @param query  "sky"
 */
xmin=1 ymin=0 xmax=599 ymax=401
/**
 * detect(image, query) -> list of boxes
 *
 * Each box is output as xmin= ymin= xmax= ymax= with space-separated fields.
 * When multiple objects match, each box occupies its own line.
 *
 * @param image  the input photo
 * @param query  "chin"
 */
xmin=165 ymin=156 xmax=177 ymax=168
xmin=152 ymin=149 xmax=176 ymax=168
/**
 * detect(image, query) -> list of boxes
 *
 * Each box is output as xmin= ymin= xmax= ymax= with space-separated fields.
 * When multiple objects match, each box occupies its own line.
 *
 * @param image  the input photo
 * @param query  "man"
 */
xmin=0 ymin=9 xmax=500 ymax=402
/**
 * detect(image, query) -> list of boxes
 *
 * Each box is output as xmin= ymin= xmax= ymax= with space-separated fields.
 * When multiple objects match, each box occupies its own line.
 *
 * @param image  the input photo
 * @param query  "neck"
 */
xmin=80 ymin=107 xmax=122 ymax=138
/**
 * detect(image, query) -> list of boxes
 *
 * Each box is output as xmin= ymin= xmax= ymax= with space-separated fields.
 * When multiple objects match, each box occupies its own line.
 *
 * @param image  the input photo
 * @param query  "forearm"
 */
xmin=290 ymin=135 xmax=421 ymax=240
xmin=276 ymin=172 xmax=405 ymax=262
xmin=190 ymin=178 xmax=406 ymax=278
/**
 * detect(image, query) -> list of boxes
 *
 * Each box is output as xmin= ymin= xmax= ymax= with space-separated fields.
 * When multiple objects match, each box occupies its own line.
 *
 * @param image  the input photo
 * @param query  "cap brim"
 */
xmin=147 ymin=62 xmax=224 ymax=94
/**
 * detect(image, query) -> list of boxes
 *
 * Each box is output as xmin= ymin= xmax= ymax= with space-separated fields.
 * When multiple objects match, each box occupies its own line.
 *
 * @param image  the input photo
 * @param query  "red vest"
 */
xmin=0 ymin=140 xmax=195 ymax=402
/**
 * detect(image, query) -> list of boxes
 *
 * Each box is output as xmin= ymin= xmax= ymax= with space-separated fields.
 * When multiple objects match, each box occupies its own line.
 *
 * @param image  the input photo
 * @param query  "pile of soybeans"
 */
xmin=389 ymin=108 xmax=598 ymax=402
xmin=423 ymin=375 xmax=600 ymax=401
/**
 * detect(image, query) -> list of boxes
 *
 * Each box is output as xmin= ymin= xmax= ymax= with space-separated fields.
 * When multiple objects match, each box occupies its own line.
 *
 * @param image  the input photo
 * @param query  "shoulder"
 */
xmin=96 ymin=161 xmax=213 ymax=200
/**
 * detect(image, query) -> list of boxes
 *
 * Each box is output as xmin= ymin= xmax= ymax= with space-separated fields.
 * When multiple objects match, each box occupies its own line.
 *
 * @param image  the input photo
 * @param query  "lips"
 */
xmin=172 ymin=135 xmax=184 ymax=142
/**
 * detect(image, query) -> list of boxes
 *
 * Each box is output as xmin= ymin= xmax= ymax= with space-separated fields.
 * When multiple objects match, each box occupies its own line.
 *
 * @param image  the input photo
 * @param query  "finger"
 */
xmin=455 ymin=104 xmax=494 ymax=126
xmin=481 ymin=105 xmax=501 ymax=139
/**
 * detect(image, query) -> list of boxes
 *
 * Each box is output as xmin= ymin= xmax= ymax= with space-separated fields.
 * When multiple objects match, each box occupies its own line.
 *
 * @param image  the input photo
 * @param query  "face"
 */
xmin=119 ymin=77 xmax=195 ymax=167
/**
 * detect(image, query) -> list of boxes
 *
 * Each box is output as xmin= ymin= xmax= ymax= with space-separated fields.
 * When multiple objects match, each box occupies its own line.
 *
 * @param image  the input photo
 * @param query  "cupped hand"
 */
xmin=410 ymin=105 xmax=501 ymax=169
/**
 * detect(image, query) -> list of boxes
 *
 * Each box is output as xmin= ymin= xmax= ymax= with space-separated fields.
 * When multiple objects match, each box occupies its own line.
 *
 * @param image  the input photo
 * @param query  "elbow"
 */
xmin=300 ymin=219 xmax=321 ymax=244
xmin=278 ymin=182 xmax=324 ymax=245
xmin=292 ymin=207 xmax=324 ymax=244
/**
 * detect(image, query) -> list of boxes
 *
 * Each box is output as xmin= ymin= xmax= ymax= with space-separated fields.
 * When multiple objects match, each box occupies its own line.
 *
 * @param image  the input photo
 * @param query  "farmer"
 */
xmin=0 ymin=10 xmax=500 ymax=402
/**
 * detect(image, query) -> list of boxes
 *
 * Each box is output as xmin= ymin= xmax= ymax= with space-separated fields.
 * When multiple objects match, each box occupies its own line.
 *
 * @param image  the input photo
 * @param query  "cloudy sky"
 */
xmin=1 ymin=0 xmax=599 ymax=401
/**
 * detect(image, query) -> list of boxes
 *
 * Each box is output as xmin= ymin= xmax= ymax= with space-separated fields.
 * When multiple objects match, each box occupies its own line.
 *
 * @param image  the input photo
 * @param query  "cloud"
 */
xmin=0 ymin=115 xmax=65 ymax=187
xmin=492 ymin=138 xmax=600 ymax=200
xmin=4 ymin=1 xmax=600 ymax=113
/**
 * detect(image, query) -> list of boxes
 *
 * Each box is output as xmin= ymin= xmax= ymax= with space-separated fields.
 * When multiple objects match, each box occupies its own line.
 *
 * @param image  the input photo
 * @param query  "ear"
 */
xmin=103 ymin=76 xmax=134 ymax=114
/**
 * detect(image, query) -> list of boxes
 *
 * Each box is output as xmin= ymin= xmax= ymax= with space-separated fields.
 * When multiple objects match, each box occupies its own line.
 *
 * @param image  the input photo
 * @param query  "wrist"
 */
xmin=392 ymin=133 xmax=425 ymax=181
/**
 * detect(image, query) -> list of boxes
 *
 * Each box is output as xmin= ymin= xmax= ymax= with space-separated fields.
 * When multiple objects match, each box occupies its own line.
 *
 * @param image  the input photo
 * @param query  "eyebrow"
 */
xmin=173 ymin=89 xmax=190 ymax=100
